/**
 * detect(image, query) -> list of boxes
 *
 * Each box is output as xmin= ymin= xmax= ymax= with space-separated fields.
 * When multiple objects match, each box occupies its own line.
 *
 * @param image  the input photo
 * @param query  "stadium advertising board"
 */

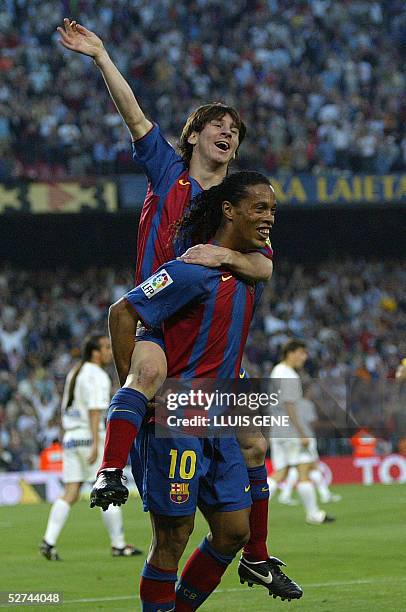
xmin=0 ymin=467 xmax=136 ymax=506
xmin=118 ymin=173 xmax=406 ymax=209
xmin=269 ymin=173 xmax=406 ymax=206
xmin=0 ymin=180 xmax=117 ymax=213
xmin=1 ymin=174 xmax=405 ymax=212
xmin=1 ymin=457 xmax=404 ymax=506
xmin=266 ymin=455 xmax=406 ymax=486
xmin=320 ymin=455 xmax=406 ymax=485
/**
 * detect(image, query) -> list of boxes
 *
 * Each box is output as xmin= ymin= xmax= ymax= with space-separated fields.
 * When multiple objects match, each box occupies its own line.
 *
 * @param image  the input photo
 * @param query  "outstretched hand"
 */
xmin=57 ymin=18 xmax=105 ymax=59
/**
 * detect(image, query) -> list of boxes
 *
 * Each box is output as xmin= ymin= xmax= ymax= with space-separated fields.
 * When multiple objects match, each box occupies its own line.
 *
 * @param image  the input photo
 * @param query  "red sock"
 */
xmin=99 ymin=419 xmax=137 ymax=471
xmin=175 ymin=538 xmax=233 ymax=610
xmin=140 ymin=562 xmax=177 ymax=610
xmin=243 ymin=498 xmax=269 ymax=561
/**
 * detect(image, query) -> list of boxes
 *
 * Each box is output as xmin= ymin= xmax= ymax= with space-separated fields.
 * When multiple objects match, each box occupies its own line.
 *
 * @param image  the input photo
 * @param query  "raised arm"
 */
xmin=178 ymin=244 xmax=273 ymax=282
xmin=57 ymin=18 xmax=152 ymax=140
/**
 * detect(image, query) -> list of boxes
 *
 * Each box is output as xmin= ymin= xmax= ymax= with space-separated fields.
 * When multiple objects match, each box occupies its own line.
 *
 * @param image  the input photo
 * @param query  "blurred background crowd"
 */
xmin=1 ymin=0 xmax=405 ymax=180
xmin=1 ymin=261 xmax=405 ymax=470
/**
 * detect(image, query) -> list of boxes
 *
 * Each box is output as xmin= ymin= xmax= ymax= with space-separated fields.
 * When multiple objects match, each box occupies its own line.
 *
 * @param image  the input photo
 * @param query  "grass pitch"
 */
xmin=1 ymin=484 xmax=405 ymax=611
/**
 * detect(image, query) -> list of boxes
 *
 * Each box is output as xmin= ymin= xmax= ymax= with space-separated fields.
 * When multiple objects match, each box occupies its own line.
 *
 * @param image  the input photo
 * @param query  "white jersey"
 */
xmin=297 ymin=397 xmax=317 ymax=437
xmin=61 ymin=361 xmax=111 ymax=439
xmin=270 ymin=362 xmax=303 ymax=436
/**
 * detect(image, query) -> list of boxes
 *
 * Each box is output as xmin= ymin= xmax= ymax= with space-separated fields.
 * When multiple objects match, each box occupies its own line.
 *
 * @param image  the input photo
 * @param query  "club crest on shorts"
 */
xmin=141 ymin=269 xmax=173 ymax=299
xmin=170 ymin=482 xmax=190 ymax=504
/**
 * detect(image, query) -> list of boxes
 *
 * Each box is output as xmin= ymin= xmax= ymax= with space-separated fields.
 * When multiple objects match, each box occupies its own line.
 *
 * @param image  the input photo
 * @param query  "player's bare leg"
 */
xmin=61 ymin=482 xmax=82 ymax=505
xmin=268 ymin=466 xmax=289 ymax=497
xmin=297 ymin=463 xmax=335 ymax=524
xmin=140 ymin=513 xmax=195 ymax=610
xmin=278 ymin=467 xmax=300 ymax=505
xmin=108 ymin=298 xmax=138 ymax=387
xmin=40 ymin=482 xmax=82 ymax=560
xmin=308 ymin=461 xmax=342 ymax=503
xmin=107 ymin=297 xmax=168 ymax=392
xmin=91 ymin=300 xmax=167 ymax=510
xmin=124 ymin=339 xmax=167 ymax=396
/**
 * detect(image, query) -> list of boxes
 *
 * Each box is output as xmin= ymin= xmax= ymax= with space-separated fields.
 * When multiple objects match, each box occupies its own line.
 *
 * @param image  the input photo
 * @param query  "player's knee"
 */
xmin=169 ymin=527 xmax=193 ymax=556
xmin=134 ymin=359 xmax=165 ymax=389
xmin=224 ymin=527 xmax=250 ymax=554
xmin=213 ymin=524 xmax=250 ymax=555
xmin=62 ymin=492 xmax=78 ymax=505
xmin=153 ymin=516 xmax=194 ymax=559
xmin=239 ymin=436 xmax=267 ymax=466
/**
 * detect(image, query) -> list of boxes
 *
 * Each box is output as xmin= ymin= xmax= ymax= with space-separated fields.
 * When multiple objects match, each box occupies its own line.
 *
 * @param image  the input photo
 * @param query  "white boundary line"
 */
xmin=61 ymin=577 xmax=406 ymax=604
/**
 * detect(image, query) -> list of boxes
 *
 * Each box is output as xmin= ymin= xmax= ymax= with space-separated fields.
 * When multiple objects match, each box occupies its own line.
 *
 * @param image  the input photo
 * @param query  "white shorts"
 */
xmin=271 ymin=438 xmax=319 ymax=472
xmin=62 ymin=434 xmax=104 ymax=484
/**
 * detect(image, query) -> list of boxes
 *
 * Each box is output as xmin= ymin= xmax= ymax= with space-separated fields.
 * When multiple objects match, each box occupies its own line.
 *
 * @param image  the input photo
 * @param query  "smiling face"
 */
xmin=222 ymin=183 xmax=277 ymax=250
xmin=187 ymin=113 xmax=241 ymax=167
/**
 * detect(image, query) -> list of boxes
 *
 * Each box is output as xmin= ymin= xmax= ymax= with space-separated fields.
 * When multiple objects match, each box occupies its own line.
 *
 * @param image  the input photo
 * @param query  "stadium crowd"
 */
xmin=0 ymin=260 xmax=405 ymax=470
xmin=1 ymin=0 xmax=405 ymax=180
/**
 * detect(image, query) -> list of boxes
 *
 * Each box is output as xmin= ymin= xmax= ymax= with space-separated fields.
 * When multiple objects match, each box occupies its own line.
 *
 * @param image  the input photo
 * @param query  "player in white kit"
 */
xmin=269 ymin=340 xmax=335 ymax=524
xmin=278 ymin=385 xmax=341 ymax=505
xmin=40 ymin=334 xmax=141 ymax=559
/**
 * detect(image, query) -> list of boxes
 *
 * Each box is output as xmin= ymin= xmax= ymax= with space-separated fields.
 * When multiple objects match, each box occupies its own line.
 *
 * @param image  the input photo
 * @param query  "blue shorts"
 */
xmin=135 ymin=322 xmax=165 ymax=350
xmin=131 ymin=424 xmax=251 ymax=516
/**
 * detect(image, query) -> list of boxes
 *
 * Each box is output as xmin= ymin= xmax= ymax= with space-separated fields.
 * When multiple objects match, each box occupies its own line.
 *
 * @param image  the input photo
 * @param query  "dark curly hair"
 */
xmin=178 ymin=103 xmax=246 ymax=165
xmin=174 ymin=170 xmax=270 ymax=248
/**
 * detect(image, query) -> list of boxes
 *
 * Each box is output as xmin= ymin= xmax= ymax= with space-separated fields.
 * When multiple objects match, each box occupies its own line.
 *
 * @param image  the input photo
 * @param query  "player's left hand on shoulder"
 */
xmin=177 ymin=244 xmax=227 ymax=267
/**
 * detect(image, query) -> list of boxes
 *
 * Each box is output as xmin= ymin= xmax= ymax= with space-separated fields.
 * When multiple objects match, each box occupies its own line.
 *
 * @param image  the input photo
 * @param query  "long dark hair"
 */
xmin=66 ymin=333 xmax=105 ymax=408
xmin=174 ymin=170 xmax=270 ymax=247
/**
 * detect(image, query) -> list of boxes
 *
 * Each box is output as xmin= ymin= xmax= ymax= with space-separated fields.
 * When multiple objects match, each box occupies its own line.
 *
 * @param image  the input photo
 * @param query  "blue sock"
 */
xmin=243 ymin=464 xmax=269 ymax=561
xmin=199 ymin=537 xmax=235 ymax=565
xmin=248 ymin=464 xmax=269 ymax=501
xmin=107 ymin=387 xmax=148 ymax=430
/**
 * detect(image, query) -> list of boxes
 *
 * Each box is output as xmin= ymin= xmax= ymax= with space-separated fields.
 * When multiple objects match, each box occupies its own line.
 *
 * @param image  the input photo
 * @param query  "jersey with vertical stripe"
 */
xmin=132 ymin=124 xmax=273 ymax=286
xmin=132 ymin=124 xmax=202 ymax=285
xmin=125 ymin=260 xmax=263 ymax=378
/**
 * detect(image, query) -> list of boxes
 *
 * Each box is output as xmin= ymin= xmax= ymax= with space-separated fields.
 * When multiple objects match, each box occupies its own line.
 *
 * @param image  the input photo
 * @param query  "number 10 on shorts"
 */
xmin=169 ymin=449 xmax=196 ymax=479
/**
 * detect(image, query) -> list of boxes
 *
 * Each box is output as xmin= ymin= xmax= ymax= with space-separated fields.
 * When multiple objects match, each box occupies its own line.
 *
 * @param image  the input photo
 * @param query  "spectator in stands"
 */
xmin=1 ymin=0 xmax=404 ymax=179
xmin=39 ymin=439 xmax=63 ymax=472
xmin=0 ymin=259 xmax=404 ymax=465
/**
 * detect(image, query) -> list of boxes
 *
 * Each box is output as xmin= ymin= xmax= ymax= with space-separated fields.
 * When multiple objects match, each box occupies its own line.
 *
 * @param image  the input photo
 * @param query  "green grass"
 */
xmin=1 ymin=484 xmax=405 ymax=611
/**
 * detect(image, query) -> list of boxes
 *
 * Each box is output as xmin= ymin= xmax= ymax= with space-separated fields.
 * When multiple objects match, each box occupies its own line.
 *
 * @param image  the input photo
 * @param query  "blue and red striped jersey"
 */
xmin=132 ymin=125 xmax=273 ymax=286
xmin=132 ymin=125 xmax=202 ymax=285
xmin=125 ymin=261 xmax=264 ymax=379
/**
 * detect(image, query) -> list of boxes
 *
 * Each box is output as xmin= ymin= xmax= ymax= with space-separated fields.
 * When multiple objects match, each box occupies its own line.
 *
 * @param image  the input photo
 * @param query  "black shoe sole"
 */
xmin=90 ymin=490 xmax=129 ymax=511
